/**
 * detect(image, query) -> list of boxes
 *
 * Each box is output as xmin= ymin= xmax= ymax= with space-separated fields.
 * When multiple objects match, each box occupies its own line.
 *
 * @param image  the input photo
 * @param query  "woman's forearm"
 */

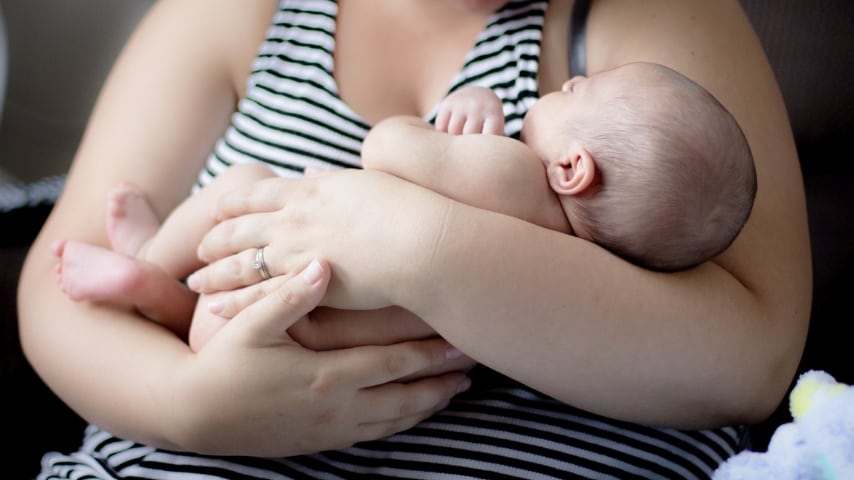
xmin=19 ymin=233 xmax=193 ymax=448
xmin=20 ymin=232 xmax=470 ymax=456
xmin=193 ymin=162 xmax=808 ymax=430
xmin=387 ymin=0 xmax=814 ymax=430
xmin=393 ymin=198 xmax=807 ymax=429
xmin=186 ymin=0 xmax=812 ymax=432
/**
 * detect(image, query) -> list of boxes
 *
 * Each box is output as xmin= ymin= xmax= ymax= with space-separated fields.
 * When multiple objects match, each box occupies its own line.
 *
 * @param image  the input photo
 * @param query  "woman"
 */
xmin=19 ymin=0 xmax=810 ymax=478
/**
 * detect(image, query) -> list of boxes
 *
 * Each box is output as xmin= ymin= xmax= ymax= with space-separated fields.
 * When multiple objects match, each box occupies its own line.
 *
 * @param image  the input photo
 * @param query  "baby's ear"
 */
xmin=547 ymin=142 xmax=597 ymax=196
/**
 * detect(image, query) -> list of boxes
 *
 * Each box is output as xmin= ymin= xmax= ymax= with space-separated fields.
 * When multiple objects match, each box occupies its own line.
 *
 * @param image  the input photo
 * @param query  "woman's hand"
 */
xmin=173 ymin=259 xmax=470 ymax=456
xmin=293 ymin=306 xmax=478 ymax=379
xmin=198 ymin=279 xmax=477 ymax=378
xmin=190 ymin=169 xmax=449 ymax=311
xmin=293 ymin=306 xmax=435 ymax=349
xmin=202 ymin=277 xmax=437 ymax=348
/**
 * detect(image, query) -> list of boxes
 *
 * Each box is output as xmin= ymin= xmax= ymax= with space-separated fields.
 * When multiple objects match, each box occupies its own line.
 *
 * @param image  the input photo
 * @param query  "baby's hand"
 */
xmin=435 ymin=86 xmax=505 ymax=136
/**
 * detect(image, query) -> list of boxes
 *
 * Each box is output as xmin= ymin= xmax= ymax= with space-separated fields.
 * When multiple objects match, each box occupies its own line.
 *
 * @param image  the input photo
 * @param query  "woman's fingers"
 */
xmin=198 ymin=175 xmax=319 ymax=262
xmin=189 ymin=247 xmax=293 ymax=294
xmin=196 ymin=211 xmax=275 ymax=263
xmin=213 ymin=176 xmax=289 ymax=221
xmin=225 ymin=258 xmax=329 ymax=346
xmin=206 ymin=275 xmax=289 ymax=319
xmin=289 ymin=306 xmax=436 ymax=350
xmin=182 ymin=257 xmax=471 ymax=456
xmin=355 ymin=372 xmax=470 ymax=427
xmin=319 ymin=338 xmax=466 ymax=391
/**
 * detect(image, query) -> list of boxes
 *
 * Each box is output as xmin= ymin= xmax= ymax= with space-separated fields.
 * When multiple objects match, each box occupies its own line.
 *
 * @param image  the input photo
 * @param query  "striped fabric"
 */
xmin=38 ymin=1 xmax=748 ymax=478
xmin=196 ymin=0 xmax=544 ymax=186
xmin=40 ymin=381 xmax=746 ymax=479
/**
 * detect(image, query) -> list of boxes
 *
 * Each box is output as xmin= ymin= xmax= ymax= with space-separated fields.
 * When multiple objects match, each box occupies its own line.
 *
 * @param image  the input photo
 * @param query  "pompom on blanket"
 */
xmin=713 ymin=370 xmax=853 ymax=480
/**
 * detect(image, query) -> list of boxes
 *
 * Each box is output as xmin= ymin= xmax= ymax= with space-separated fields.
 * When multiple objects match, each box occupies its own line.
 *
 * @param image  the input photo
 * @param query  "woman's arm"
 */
xmin=407 ymin=0 xmax=810 ymax=428
xmin=19 ymin=0 xmax=247 ymax=443
xmin=414 ymin=0 xmax=811 ymax=427
xmin=17 ymin=0 xmax=466 ymax=454
xmin=193 ymin=0 xmax=810 ymax=429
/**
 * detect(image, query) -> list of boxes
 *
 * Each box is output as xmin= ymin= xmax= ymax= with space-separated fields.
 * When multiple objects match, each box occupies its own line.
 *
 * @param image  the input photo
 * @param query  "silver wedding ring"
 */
xmin=253 ymin=247 xmax=272 ymax=281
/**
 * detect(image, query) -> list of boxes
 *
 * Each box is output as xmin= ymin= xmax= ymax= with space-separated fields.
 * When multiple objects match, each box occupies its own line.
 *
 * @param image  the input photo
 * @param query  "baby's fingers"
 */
xmin=482 ymin=116 xmax=504 ymax=136
xmin=446 ymin=112 xmax=469 ymax=135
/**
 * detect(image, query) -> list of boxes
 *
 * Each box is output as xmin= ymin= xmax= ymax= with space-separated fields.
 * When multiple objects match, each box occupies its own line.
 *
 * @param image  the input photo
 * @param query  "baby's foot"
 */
xmin=52 ymin=239 xmax=148 ymax=305
xmin=106 ymin=182 xmax=160 ymax=257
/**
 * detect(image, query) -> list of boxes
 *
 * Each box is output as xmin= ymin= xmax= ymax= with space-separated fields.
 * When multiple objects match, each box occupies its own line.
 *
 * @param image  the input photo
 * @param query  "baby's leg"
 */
xmin=53 ymin=239 xmax=196 ymax=338
xmin=106 ymin=182 xmax=161 ymax=258
xmin=188 ymin=292 xmax=229 ymax=352
xmin=143 ymin=163 xmax=277 ymax=280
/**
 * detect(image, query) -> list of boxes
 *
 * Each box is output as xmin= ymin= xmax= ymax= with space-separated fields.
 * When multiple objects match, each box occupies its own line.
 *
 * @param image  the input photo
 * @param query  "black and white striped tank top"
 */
xmin=38 ymin=1 xmax=748 ymax=478
xmin=197 ymin=0 xmax=544 ymax=185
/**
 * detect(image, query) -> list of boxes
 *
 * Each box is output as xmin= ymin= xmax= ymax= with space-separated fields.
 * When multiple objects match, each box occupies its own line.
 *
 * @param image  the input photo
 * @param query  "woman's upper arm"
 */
xmin=18 ymin=0 xmax=276 ymax=438
xmin=587 ymin=0 xmax=810 ymax=290
xmin=590 ymin=0 xmax=812 ymax=382
xmin=53 ymin=0 xmax=275 ymax=227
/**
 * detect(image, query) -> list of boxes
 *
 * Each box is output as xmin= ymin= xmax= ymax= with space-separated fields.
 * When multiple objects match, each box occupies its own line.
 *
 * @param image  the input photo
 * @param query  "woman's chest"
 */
xmin=332 ymin=0 xmax=564 ymax=125
xmin=333 ymin=5 xmax=490 ymax=124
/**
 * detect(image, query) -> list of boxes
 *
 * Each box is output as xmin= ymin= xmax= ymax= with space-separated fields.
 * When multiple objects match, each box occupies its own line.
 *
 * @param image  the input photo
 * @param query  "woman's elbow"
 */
xmin=728 ymin=304 xmax=810 ymax=426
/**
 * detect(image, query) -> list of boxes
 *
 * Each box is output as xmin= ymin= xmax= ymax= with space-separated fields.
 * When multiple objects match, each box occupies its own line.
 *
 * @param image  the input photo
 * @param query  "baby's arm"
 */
xmin=362 ymin=103 xmax=569 ymax=232
xmin=363 ymin=84 xmax=511 ymax=201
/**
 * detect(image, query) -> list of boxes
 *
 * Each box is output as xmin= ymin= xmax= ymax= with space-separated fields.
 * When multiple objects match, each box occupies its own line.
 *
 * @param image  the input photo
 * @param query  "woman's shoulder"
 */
xmin=209 ymin=0 xmax=279 ymax=97
xmin=584 ymin=0 xmax=752 ymax=74
xmin=129 ymin=0 xmax=278 ymax=98
xmin=540 ymin=0 xmax=750 ymax=91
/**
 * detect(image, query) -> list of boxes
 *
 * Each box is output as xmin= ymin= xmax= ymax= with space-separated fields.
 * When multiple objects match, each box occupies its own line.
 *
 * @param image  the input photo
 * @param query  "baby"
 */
xmin=53 ymin=61 xmax=756 ymax=350
xmin=363 ymin=61 xmax=757 ymax=272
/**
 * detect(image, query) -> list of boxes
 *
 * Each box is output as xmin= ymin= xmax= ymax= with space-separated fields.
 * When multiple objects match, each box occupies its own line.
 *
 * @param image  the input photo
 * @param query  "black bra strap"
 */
xmin=569 ymin=0 xmax=592 ymax=76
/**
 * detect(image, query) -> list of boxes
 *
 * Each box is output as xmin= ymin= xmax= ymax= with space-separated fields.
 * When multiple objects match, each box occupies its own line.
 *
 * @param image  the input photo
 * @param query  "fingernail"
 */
xmin=456 ymin=377 xmax=471 ymax=394
xmin=186 ymin=273 xmax=199 ymax=291
xmin=208 ymin=302 xmax=222 ymax=314
xmin=301 ymin=259 xmax=322 ymax=284
xmin=445 ymin=346 xmax=463 ymax=360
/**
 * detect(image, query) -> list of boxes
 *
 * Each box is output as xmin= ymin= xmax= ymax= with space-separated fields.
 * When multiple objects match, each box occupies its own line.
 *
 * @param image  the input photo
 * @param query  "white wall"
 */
xmin=0 ymin=0 xmax=153 ymax=184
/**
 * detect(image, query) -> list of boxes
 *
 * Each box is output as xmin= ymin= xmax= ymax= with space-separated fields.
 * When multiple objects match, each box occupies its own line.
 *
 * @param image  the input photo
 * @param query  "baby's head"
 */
xmin=522 ymin=62 xmax=756 ymax=271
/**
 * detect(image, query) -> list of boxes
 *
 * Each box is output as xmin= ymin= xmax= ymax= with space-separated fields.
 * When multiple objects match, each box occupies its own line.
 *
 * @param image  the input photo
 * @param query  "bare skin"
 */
xmin=20 ymin=1 xmax=471 ymax=454
xmin=55 ymin=183 xmax=167 ymax=304
xmin=106 ymin=182 xmax=160 ymax=257
xmin=18 ymin=0 xmax=810 ymax=457
xmin=52 ymin=183 xmax=197 ymax=338
xmin=193 ymin=0 xmax=811 ymax=429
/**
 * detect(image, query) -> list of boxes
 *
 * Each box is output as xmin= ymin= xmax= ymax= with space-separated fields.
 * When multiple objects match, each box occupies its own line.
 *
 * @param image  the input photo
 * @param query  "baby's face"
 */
xmin=521 ymin=63 xmax=653 ymax=165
